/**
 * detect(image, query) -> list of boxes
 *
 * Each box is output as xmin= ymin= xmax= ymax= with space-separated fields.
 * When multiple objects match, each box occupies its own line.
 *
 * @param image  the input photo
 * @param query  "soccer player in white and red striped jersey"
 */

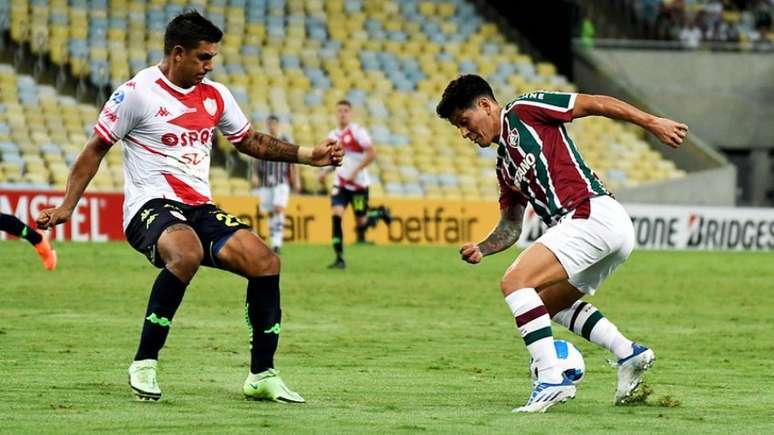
xmin=320 ymin=99 xmax=390 ymax=269
xmin=36 ymin=11 xmax=343 ymax=403
xmin=437 ymin=75 xmax=688 ymax=413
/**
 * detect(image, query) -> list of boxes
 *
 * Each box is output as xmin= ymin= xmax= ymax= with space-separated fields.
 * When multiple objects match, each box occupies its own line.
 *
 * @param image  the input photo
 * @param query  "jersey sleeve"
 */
xmin=215 ymin=85 xmax=251 ymax=144
xmin=497 ymin=168 xmax=528 ymax=209
xmin=512 ymin=91 xmax=577 ymax=126
xmin=327 ymin=129 xmax=338 ymax=141
xmin=352 ymin=125 xmax=373 ymax=148
xmin=93 ymin=83 xmax=142 ymax=144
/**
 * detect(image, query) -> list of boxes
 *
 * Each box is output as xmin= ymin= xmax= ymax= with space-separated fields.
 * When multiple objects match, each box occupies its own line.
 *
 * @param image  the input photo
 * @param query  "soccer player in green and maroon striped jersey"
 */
xmin=436 ymin=75 xmax=688 ymax=413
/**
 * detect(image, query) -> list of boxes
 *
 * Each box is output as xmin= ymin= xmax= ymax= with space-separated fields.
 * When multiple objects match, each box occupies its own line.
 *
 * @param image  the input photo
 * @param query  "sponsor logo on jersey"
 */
xmin=161 ymin=133 xmax=179 ymax=146
xmin=203 ymin=98 xmax=217 ymax=116
xmin=111 ymin=90 xmax=125 ymax=104
xmin=160 ymin=128 xmax=215 ymax=147
xmin=125 ymin=81 xmax=136 ymax=88
xmin=511 ymin=153 xmax=536 ymax=186
xmin=101 ymin=107 xmax=118 ymax=123
xmin=507 ymin=127 xmax=520 ymax=147
xmin=155 ymin=107 xmax=171 ymax=117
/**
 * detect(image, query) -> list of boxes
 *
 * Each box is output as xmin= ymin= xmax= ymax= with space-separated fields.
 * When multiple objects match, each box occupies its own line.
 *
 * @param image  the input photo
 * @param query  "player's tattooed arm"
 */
xmin=235 ymin=128 xmax=344 ymax=167
xmin=479 ymin=204 xmax=525 ymax=256
xmin=460 ymin=204 xmax=524 ymax=264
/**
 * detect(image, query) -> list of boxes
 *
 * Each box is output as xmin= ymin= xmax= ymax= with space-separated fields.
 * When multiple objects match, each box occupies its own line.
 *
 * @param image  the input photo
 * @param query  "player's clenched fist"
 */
xmin=310 ymin=138 xmax=344 ymax=167
xmin=460 ymin=242 xmax=483 ymax=264
xmin=36 ymin=207 xmax=72 ymax=230
xmin=647 ymin=117 xmax=688 ymax=149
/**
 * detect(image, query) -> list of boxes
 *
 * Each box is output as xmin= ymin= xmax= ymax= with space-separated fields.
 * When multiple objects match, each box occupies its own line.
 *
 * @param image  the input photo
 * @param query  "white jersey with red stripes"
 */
xmin=94 ymin=66 xmax=251 ymax=229
xmin=327 ymin=122 xmax=372 ymax=191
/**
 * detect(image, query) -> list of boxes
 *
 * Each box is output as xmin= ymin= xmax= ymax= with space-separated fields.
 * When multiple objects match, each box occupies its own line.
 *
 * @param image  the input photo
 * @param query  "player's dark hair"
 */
xmin=164 ymin=10 xmax=223 ymax=55
xmin=267 ymin=114 xmax=279 ymax=122
xmin=436 ymin=74 xmax=497 ymax=119
xmin=336 ymin=99 xmax=352 ymax=107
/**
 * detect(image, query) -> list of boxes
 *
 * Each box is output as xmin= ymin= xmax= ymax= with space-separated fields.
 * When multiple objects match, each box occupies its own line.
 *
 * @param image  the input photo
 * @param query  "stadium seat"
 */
xmin=1 ymin=1 xmax=686 ymax=196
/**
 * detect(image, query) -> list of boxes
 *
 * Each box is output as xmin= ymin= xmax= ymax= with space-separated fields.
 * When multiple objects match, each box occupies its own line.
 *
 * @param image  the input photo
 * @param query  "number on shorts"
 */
xmin=215 ymin=212 xmax=243 ymax=227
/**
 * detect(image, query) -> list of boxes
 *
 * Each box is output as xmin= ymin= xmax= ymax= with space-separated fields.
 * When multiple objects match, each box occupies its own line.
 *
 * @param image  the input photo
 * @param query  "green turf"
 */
xmin=1 ymin=241 xmax=773 ymax=434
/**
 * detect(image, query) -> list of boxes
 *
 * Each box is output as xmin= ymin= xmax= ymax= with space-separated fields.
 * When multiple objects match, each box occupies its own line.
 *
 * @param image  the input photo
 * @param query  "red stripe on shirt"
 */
xmin=125 ymin=135 xmax=168 ymax=157
xmin=97 ymin=122 xmax=119 ymax=142
xmin=162 ymin=173 xmax=210 ymax=205
xmin=226 ymin=122 xmax=251 ymax=142
xmin=93 ymin=125 xmax=114 ymax=144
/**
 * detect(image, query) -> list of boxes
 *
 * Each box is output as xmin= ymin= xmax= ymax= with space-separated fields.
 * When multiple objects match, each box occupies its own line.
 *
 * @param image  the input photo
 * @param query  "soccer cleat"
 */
xmin=243 ymin=369 xmax=305 ymax=403
xmin=33 ymin=230 xmax=57 ymax=270
xmin=513 ymin=375 xmax=576 ymax=413
xmin=128 ymin=359 xmax=161 ymax=401
xmin=379 ymin=206 xmax=393 ymax=225
xmin=272 ymin=246 xmax=281 ymax=255
xmin=614 ymin=343 xmax=655 ymax=405
xmin=327 ymin=258 xmax=346 ymax=269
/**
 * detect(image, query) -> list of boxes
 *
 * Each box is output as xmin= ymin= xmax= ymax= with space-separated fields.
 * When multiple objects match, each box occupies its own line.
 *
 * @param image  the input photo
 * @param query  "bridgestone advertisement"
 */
xmin=518 ymin=203 xmax=774 ymax=251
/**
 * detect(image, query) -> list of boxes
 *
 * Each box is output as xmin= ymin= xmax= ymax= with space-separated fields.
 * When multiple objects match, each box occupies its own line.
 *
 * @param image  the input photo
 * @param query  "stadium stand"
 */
xmin=595 ymin=0 xmax=774 ymax=46
xmin=1 ymin=0 xmax=685 ymax=198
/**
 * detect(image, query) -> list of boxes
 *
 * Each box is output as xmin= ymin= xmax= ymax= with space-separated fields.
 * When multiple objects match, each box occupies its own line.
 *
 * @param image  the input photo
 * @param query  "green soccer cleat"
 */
xmin=243 ymin=369 xmax=305 ymax=403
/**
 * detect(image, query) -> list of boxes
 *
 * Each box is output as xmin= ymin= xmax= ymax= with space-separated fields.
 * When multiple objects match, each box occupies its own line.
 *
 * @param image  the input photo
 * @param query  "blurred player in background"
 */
xmin=319 ymin=99 xmax=391 ymax=269
xmin=0 ymin=213 xmax=57 ymax=270
xmin=251 ymin=115 xmax=300 ymax=254
xmin=36 ymin=11 xmax=342 ymax=403
xmin=437 ymin=75 xmax=687 ymax=413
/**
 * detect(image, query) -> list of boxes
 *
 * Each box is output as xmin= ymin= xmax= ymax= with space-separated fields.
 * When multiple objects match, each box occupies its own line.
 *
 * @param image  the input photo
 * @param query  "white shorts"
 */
xmin=255 ymin=184 xmax=290 ymax=213
xmin=537 ymin=195 xmax=635 ymax=295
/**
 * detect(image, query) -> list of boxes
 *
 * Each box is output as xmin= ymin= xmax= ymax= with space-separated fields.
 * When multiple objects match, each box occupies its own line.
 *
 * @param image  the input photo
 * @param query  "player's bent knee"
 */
xmin=500 ymin=273 xmax=532 ymax=296
xmin=244 ymin=250 xmax=280 ymax=277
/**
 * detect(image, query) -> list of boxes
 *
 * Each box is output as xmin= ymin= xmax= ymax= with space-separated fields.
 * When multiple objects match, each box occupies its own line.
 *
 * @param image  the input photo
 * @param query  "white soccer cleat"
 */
xmin=513 ymin=375 xmax=576 ymax=413
xmin=615 ymin=343 xmax=655 ymax=405
xmin=128 ymin=359 xmax=161 ymax=401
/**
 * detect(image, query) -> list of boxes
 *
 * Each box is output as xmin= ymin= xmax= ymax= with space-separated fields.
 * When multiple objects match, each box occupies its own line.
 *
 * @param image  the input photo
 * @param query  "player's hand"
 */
xmin=648 ymin=117 xmax=688 ymax=149
xmin=460 ymin=242 xmax=483 ymax=264
xmin=36 ymin=207 xmax=72 ymax=230
xmin=310 ymin=138 xmax=344 ymax=167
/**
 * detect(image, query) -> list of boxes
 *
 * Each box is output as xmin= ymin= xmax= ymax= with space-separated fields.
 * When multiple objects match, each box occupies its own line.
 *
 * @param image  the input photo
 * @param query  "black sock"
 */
xmin=356 ymin=223 xmax=367 ymax=242
xmin=332 ymin=215 xmax=343 ymax=259
xmin=0 ymin=213 xmax=42 ymax=245
xmin=245 ymin=275 xmax=281 ymax=374
xmin=134 ymin=268 xmax=188 ymax=361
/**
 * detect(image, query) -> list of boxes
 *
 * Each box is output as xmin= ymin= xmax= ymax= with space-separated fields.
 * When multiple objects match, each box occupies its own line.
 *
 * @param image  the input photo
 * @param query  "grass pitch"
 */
xmin=1 ymin=241 xmax=773 ymax=434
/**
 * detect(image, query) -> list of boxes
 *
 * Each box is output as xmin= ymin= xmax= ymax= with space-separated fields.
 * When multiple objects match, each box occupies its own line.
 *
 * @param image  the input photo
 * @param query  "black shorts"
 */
xmin=125 ymin=198 xmax=250 ymax=268
xmin=330 ymin=186 xmax=369 ymax=217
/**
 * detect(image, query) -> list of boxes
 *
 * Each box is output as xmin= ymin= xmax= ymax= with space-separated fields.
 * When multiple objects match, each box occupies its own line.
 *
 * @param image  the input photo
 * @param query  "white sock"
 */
xmin=270 ymin=213 xmax=284 ymax=249
xmin=553 ymin=301 xmax=633 ymax=359
xmin=504 ymin=288 xmax=563 ymax=384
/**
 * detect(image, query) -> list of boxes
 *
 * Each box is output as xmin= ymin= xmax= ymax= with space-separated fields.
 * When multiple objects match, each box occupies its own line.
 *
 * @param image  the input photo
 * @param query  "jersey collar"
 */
xmin=154 ymin=65 xmax=197 ymax=95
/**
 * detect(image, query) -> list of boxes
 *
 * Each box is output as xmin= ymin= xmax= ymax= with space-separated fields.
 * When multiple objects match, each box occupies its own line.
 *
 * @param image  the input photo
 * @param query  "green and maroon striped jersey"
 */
xmin=496 ymin=91 xmax=609 ymax=226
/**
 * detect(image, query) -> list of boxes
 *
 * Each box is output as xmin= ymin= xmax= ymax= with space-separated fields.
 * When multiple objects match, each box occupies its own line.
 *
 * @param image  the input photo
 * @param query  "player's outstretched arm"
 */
xmin=572 ymin=94 xmax=688 ymax=149
xmin=460 ymin=204 xmax=525 ymax=264
xmin=235 ymin=128 xmax=344 ymax=167
xmin=36 ymin=134 xmax=113 ymax=229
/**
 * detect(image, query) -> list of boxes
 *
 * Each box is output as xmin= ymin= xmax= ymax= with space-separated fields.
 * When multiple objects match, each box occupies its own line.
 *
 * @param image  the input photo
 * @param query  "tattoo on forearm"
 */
xmin=478 ymin=207 xmax=523 ymax=256
xmin=237 ymin=131 xmax=299 ymax=163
